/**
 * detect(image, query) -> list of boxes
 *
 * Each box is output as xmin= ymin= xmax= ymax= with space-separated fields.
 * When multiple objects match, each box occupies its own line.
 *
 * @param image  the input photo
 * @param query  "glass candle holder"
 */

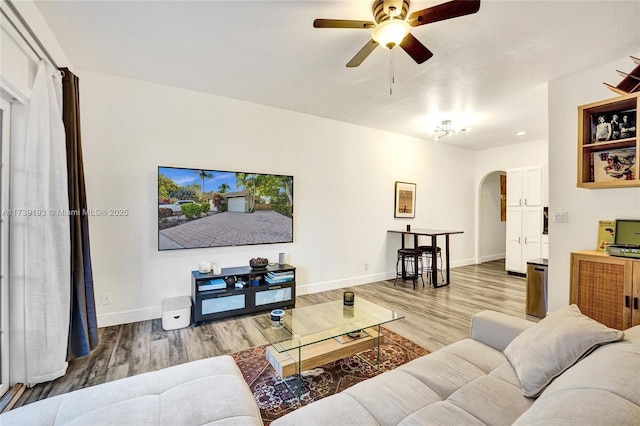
xmin=343 ymin=291 xmax=354 ymax=306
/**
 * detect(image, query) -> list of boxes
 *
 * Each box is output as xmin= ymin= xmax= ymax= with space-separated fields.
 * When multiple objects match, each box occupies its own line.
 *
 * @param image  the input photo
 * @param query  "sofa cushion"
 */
xmin=0 ymin=356 xmax=262 ymax=426
xmin=504 ymin=304 xmax=624 ymax=398
xmin=273 ymin=338 xmax=533 ymax=426
xmin=513 ymin=335 xmax=640 ymax=425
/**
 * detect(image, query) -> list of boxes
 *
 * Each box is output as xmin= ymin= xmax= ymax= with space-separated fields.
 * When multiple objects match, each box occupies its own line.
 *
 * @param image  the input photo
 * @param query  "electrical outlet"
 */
xmin=102 ymin=293 xmax=112 ymax=305
xmin=553 ymin=211 xmax=568 ymax=223
xmin=364 ymin=263 xmax=369 ymax=271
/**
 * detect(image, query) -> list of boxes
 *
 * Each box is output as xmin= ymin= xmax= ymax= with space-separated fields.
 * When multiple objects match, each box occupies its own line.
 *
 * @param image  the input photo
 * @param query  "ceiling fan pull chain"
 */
xmin=389 ymin=48 xmax=395 ymax=95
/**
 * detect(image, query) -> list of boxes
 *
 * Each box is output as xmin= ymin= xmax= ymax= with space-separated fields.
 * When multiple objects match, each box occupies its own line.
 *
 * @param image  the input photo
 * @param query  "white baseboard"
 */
xmin=97 ymin=306 xmax=160 ymax=328
xmin=98 ymin=259 xmax=485 ymax=326
xmin=478 ymin=253 xmax=505 ymax=263
xmin=296 ymin=272 xmax=393 ymax=295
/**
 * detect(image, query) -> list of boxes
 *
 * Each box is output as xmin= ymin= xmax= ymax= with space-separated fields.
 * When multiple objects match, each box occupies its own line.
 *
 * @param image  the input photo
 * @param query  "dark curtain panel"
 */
xmin=60 ymin=68 xmax=99 ymax=359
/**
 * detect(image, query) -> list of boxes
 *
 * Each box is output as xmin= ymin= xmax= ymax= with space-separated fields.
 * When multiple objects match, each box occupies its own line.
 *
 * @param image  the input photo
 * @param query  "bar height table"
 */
xmin=388 ymin=228 xmax=464 ymax=288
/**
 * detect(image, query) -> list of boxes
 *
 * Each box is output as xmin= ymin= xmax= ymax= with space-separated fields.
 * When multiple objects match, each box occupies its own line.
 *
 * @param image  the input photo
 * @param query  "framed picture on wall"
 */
xmin=394 ymin=181 xmax=416 ymax=218
xmin=590 ymin=108 xmax=636 ymax=143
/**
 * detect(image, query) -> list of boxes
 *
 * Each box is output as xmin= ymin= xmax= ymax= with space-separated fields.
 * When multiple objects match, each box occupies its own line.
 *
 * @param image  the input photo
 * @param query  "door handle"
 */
xmin=625 ymin=295 xmax=630 ymax=308
xmin=634 ymin=297 xmax=639 ymax=310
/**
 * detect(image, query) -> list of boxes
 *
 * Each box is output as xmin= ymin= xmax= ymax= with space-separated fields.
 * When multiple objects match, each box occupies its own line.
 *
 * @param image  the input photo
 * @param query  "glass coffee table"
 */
xmin=251 ymin=298 xmax=404 ymax=397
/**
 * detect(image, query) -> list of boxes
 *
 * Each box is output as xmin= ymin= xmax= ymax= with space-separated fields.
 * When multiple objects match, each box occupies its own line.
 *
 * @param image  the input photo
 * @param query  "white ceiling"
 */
xmin=34 ymin=0 xmax=640 ymax=150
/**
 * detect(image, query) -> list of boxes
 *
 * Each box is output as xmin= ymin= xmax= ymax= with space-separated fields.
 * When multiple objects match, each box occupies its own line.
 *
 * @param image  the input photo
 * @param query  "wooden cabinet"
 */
xmin=577 ymin=92 xmax=639 ymax=189
xmin=505 ymin=166 xmax=544 ymax=274
xmin=570 ymin=251 xmax=640 ymax=330
xmin=192 ymin=264 xmax=296 ymax=326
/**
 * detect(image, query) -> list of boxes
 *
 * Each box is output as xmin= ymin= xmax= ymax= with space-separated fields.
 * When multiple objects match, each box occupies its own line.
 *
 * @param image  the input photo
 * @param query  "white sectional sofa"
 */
xmin=2 ymin=305 xmax=638 ymax=425
xmin=273 ymin=305 xmax=640 ymax=425
xmin=0 ymin=355 xmax=262 ymax=425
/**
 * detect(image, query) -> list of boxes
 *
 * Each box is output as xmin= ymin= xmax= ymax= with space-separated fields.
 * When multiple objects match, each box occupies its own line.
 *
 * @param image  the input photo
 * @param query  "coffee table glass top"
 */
xmin=251 ymin=298 xmax=404 ymax=353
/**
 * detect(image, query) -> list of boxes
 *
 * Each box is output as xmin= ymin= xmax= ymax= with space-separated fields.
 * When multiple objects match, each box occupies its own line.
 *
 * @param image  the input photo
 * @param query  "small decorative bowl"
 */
xmin=249 ymin=257 xmax=269 ymax=269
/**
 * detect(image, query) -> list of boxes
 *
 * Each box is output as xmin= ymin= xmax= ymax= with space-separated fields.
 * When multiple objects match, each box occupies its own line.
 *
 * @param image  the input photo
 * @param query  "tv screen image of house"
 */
xmin=158 ymin=166 xmax=293 ymax=250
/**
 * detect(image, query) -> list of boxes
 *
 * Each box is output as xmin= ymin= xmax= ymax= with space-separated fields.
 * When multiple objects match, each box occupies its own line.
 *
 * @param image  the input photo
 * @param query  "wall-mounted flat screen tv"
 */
xmin=158 ymin=166 xmax=293 ymax=250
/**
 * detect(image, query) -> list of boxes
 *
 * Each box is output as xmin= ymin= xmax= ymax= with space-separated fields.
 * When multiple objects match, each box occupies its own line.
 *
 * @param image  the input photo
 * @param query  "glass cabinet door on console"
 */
xmin=195 ymin=290 xmax=249 ymax=324
xmin=252 ymin=282 xmax=295 ymax=312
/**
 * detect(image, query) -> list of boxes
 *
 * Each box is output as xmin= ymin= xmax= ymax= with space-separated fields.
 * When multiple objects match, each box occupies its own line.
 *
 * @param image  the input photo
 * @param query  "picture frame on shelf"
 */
xmin=590 ymin=108 xmax=636 ymax=143
xmin=591 ymin=148 xmax=636 ymax=182
xmin=394 ymin=181 xmax=416 ymax=218
xmin=596 ymin=220 xmax=615 ymax=252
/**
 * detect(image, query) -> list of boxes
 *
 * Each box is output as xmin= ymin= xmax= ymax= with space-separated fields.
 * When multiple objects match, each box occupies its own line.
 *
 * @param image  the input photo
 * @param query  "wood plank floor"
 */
xmin=16 ymin=259 xmax=527 ymax=407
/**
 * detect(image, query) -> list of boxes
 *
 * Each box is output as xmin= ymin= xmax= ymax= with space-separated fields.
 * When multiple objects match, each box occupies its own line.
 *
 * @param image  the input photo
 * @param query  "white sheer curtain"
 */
xmin=10 ymin=60 xmax=70 ymax=386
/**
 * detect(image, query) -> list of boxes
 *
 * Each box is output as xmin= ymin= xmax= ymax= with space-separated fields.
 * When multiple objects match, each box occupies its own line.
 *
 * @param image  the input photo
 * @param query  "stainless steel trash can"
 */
xmin=526 ymin=259 xmax=548 ymax=318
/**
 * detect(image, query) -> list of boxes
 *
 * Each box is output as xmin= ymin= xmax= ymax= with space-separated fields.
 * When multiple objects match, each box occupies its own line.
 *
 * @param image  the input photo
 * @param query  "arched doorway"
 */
xmin=478 ymin=170 xmax=507 ymax=263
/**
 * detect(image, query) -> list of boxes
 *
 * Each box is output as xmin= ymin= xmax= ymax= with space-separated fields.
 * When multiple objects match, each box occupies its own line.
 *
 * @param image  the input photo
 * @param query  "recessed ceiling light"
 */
xmin=516 ymin=131 xmax=526 ymax=136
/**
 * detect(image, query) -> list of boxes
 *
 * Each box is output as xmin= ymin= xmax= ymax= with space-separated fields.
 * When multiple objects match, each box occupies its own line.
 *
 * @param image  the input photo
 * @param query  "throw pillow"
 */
xmin=504 ymin=304 xmax=624 ymax=398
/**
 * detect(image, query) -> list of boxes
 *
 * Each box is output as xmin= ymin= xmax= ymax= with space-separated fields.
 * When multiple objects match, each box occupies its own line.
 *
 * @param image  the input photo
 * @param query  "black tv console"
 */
xmin=191 ymin=264 xmax=296 ymax=326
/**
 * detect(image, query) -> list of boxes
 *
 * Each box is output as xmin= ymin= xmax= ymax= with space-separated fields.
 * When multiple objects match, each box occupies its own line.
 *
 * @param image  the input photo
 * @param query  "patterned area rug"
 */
xmin=232 ymin=327 xmax=428 ymax=425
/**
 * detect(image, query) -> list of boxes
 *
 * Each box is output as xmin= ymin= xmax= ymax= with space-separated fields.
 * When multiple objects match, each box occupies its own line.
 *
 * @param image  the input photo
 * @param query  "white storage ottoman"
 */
xmin=162 ymin=296 xmax=192 ymax=330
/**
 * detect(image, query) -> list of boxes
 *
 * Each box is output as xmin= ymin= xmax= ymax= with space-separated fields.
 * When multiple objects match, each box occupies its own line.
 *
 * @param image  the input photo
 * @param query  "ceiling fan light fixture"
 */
xmin=371 ymin=19 xmax=410 ymax=49
xmin=434 ymin=120 xmax=471 ymax=140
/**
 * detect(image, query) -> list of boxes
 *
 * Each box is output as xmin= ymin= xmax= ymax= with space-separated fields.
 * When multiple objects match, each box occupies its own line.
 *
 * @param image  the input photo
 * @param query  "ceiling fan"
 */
xmin=313 ymin=0 xmax=480 ymax=67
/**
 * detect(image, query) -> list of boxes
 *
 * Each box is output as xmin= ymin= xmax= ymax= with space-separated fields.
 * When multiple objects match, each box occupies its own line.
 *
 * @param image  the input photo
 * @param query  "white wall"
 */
xmin=548 ymin=53 xmax=640 ymax=313
xmin=77 ymin=70 xmax=478 ymax=326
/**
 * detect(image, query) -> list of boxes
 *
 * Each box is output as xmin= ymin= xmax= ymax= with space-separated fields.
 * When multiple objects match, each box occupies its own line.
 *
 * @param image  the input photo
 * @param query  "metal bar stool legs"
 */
xmin=394 ymin=248 xmax=425 ymax=289
xmin=418 ymin=246 xmax=444 ymax=286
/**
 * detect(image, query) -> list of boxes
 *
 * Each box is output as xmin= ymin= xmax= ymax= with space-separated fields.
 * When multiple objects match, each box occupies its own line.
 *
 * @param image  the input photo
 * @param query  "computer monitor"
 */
xmin=614 ymin=219 xmax=640 ymax=247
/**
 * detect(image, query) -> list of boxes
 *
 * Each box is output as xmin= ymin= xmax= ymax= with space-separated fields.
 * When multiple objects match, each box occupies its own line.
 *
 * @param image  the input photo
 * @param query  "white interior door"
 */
xmin=0 ymin=96 xmax=12 ymax=395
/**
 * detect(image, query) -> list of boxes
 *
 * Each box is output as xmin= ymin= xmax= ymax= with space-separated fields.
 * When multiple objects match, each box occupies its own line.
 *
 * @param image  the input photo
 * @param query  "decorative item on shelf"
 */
xmin=249 ymin=257 xmax=269 ymax=270
xmin=406 ymin=224 xmax=411 ymax=232
xmin=343 ymin=291 xmax=355 ymax=306
xmin=604 ymin=55 xmax=640 ymax=95
xmin=249 ymin=274 xmax=261 ymax=287
xmin=265 ymin=270 xmax=294 ymax=284
xmin=596 ymin=220 xmax=616 ymax=252
xmin=198 ymin=261 xmax=212 ymax=273
xmin=278 ymin=252 xmax=286 ymax=266
xmin=592 ymin=148 xmax=636 ymax=182
xmin=224 ymin=276 xmax=236 ymax=287
xmin=213 ymin=264 xmax=222 ymax=275
xmin=589 ymin=109 xmax=636 ymax=143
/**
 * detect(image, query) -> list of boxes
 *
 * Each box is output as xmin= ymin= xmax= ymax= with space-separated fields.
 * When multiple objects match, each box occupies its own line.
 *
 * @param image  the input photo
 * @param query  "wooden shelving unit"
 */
xmin=577 ymin=92 xmax=639 ymax=189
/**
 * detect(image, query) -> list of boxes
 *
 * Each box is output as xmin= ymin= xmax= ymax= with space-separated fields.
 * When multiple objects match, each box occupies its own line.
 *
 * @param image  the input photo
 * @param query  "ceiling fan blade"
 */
xmin=407 ymin=0 xmax=480 ymax=27
xmin=346 ymin=39 xmax=379 ymax=67
xmin=400 ymin=33 xmax=433 ymax=64
xmin=313 ymin=19 xmax=375 ymax=29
